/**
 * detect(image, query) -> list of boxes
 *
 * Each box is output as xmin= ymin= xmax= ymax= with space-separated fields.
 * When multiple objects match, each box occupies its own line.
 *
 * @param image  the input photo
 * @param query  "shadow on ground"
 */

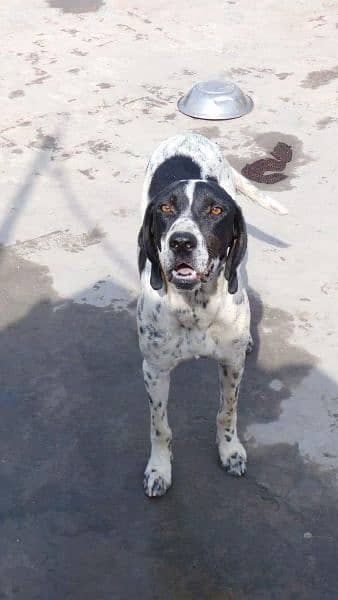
xmin=0 ymin=248 xmax=337 ymax=600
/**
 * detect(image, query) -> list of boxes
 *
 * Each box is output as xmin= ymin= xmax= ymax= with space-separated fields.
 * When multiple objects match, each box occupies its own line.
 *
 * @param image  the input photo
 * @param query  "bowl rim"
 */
xmin=177 ymin=94 xmax=253 ymax=121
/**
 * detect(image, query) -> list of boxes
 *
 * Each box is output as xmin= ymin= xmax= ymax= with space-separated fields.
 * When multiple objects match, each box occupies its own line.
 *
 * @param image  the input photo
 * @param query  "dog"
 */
xmin=137 ymin=133 xmax=287 ymax=497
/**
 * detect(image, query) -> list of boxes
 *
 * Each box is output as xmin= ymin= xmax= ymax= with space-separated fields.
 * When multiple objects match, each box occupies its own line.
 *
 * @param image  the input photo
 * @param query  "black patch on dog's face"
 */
xmin=151 ymin=182 xmax=190 ymax=247
xmin=139 ymin=179 xmax=246 ymax=293
xmin=190 ymin=181 xmax=238 ymax=261
xmin=189 ymin=181 xmax=247 ymax=293
xmin=138 ymin=181 xmax=190 ymax=289
xmin=149 ymin=155 xmax=201 ymax=200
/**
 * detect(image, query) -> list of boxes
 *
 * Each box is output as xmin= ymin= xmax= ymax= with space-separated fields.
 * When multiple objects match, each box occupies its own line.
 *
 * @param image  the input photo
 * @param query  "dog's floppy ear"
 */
xmin=139 ymin=201 xmax=163 ymax=290
xmin=224 ymin=206 xmax=247 ymax=294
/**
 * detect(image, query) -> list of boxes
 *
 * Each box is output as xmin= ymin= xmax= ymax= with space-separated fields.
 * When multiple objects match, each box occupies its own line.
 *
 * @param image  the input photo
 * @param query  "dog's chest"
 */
xmin=138 ymin=281 xmax=247 ymax=366
xmin=170 ymin=303 xmax=231 ymax=360
xmin=175 ymin=303 xmax=211 ymax=331
xmin=177 ymin=326 xmax=216 ymax=360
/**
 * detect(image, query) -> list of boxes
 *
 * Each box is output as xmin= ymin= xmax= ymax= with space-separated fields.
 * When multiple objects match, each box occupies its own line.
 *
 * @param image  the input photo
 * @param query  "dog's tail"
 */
xmin=231 ymin=168 xmax=288 ymax=215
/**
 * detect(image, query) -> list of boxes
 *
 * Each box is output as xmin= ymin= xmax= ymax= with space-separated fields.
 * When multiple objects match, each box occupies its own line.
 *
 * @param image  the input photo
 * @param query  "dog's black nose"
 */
xmin=169 ymin=231 xmax=197 ymax=251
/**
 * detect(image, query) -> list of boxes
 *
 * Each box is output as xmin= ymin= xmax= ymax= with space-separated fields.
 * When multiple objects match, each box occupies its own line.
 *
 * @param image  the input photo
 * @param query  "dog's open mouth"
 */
xmin=170 ymin=263 xmax=200 ymax=288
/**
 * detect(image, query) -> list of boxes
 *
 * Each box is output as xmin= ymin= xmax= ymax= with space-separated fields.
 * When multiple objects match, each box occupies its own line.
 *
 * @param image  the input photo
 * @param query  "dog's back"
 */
xmin=141 ymin=133 xmax=236 ymax=217
xmin=141 ymin=133 xmax=287 ymax=217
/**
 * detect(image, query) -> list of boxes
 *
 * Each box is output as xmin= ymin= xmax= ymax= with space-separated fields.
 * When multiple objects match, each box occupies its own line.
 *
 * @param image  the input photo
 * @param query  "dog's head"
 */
xmin=139 ymin=180 xmax=247 ymax=294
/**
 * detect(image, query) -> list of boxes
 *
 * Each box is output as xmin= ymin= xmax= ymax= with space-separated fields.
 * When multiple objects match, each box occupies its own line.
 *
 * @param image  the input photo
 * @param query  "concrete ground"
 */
xmin=1 ymin=0 xmax=338 ymax=598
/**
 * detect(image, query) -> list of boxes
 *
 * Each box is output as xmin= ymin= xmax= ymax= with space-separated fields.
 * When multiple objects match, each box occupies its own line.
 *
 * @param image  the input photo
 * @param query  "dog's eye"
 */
xmin=210 ymin=206 xmax=223 ymax=216
xmin=160 ymin=204 xmax=172 ymax=214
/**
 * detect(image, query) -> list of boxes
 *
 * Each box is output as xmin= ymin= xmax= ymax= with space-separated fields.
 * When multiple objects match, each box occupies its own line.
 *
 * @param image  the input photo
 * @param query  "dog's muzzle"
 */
xmin=168 ymin=231 xmax=201 ymax=289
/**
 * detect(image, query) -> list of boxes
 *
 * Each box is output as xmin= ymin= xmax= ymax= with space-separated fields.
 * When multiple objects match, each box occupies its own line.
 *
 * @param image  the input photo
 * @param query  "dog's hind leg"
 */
xmin=142 ymin=360 xmax=172 ymax=498
xmin=216 ymin=359 xmax=247 ymax=476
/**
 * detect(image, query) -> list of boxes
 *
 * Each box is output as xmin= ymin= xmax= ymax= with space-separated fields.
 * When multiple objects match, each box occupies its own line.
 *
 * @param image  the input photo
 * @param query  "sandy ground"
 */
xmin=0 ymin=1 xmax=337 ymax=598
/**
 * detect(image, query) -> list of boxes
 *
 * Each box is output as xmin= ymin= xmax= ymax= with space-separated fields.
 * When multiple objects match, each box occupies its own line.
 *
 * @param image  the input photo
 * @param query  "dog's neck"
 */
xmin=165 ymin=270 xmax=231 ymax=327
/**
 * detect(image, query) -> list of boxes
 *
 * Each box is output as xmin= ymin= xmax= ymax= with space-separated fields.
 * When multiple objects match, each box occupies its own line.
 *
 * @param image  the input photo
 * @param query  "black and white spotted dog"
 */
xmin=137 ymin=133 xmax=286 ymax=498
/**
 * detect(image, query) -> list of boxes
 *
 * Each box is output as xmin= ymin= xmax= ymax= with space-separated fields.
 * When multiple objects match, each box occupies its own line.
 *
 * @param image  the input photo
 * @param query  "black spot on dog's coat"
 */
xmin=149 ymin=155 xmax=201 ymax=199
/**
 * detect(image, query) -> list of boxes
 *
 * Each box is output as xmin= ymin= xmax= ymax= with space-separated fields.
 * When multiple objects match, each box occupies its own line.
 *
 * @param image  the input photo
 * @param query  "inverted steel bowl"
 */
xmin=177 ymin=79 xmax=253 ymax=120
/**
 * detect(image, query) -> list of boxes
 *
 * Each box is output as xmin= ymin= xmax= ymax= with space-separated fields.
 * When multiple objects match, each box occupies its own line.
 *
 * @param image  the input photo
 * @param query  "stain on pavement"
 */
xmin=47 ymin=0 xmax=105 ymax=13
xmin=316 ymin=117 xmax=336 ymax=130
xmin=10 ymin=227 xmax=105 ymax=257
xmin=301 ymin=66 xmax=338 ymax=89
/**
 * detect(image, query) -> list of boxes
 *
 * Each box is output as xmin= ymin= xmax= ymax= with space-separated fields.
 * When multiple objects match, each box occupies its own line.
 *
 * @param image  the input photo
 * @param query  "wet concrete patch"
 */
xmin=240 ymin=291 xmax=317 ymax=425
xmin=78 ymin=168 xmax=97 ymax=180
xmin=0 ymin=249 xmax=337 ymax=598
xmin=163 ymin=112 xmax=177 ymax=121
xmin=24 ymin=52 xmax=40 ymax=65
xmin=47 ymin=0 xmax=105 ymax=13
xmin=229 ymin=67 xmax=292 ymax=81
xmin=171 ymin=290 xmax=317 ymax=436
xmin=301 ymin=66 xmax=338 ymax=89
xmin=0 ymin=137 xmax=16 ymax=150
xmin=275 ymin=72 xmax=293 ymax=80
xmin=119 ymin=85 xmax=177 ymax=115
xmin=193 ymin=125 xmax=221 ymax=138
xmin=25 ymin=68 xmax=51 ymax=86
xmin=111 ymin=207 xmax=134 ymax=218
xmin=96 ymin=82 xmax=113 ymax=89
xmin=316 ymin=116 xmax=336 ymax=130
xmin=61 ymin=28 xmax=80 ymax=35
xmin=29 ymin=129 xmax=60 ymax=152
xmin=11 ymin=227 xmax=105 ymax=257
xmin=65 ymin=139 xmax=114 ymax=160
xmin=0 ymin=248 xmax=58 ymax=328
xmin=9 ymin=90 xmax=25 ymax=99
xmin=71 ymin=48 xmax=88 ymax=56
xmin=87 ymin=139 xmax=112 ymax=156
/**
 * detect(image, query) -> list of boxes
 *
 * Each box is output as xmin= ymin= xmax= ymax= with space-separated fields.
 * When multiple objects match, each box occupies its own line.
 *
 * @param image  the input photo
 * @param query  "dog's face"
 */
xmin=139 ymin=180 xmax=247 ymax=294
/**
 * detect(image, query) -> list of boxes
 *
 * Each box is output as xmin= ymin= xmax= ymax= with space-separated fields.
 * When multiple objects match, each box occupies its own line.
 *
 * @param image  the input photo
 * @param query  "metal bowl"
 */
xmin=177 ymin=79 xmax=253 ymax=120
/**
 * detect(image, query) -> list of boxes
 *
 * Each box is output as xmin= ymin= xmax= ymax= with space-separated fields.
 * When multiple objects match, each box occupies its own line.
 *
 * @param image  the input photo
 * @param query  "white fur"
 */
xmin=138 ymin=133 xmax=275 ymax=498
xmin=159 ymin=211 xmax=208 ymax=280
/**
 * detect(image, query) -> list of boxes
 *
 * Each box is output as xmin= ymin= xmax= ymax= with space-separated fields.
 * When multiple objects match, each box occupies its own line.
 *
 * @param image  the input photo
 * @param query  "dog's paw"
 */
xmin=219 ymin=440 xmax=247 ymax=476
xmin=143 ymin=467 xmax=171 ymax=498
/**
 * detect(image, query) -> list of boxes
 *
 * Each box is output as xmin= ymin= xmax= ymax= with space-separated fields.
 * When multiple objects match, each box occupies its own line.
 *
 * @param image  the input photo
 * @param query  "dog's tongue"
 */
xmin=176 ymin=265 xmax=194 ymax=276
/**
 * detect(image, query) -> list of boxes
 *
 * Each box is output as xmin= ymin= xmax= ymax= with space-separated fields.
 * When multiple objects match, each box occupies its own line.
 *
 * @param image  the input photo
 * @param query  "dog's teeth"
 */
xmin=177 ymin=268 xmax=193 ymax=276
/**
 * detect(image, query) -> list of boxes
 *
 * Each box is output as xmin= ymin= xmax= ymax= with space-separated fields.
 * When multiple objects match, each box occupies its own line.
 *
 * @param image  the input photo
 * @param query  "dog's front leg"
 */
xmin=142 ymin=360 xmax=172 ymax=498
xmin=217 ymin=358 xmax=247 ymax=476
